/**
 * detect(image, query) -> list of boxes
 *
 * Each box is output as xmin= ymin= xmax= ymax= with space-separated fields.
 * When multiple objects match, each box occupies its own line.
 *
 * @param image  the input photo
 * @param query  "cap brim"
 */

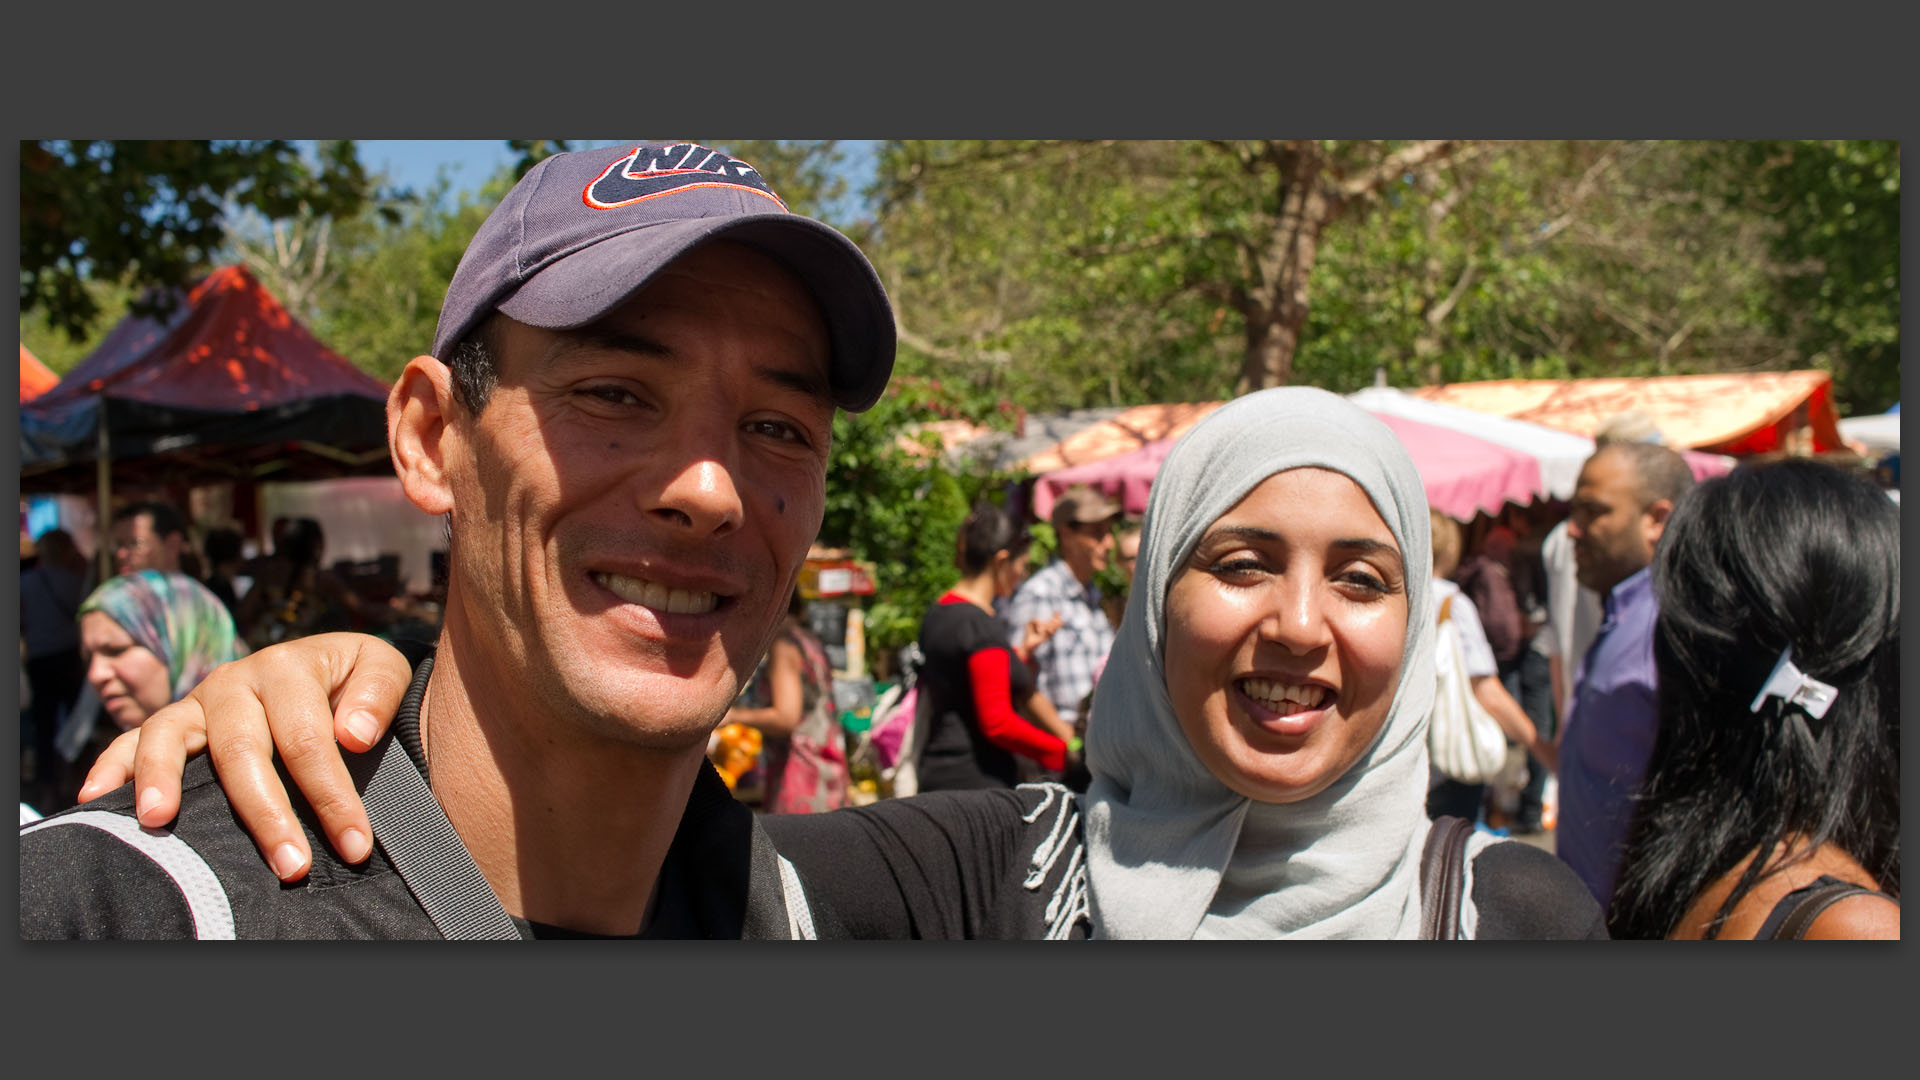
xmin=491 ymin=214 xmax=895 ymax=412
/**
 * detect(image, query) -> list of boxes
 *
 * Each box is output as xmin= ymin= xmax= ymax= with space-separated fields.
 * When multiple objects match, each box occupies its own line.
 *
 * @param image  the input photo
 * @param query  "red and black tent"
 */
xmin=20 ymin=265 xmax=394 ymax=496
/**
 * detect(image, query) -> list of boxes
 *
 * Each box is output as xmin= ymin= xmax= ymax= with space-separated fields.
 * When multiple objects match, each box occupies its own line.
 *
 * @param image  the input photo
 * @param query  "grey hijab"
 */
xmin=1081 ymin=386 xmax=1439 ymax=939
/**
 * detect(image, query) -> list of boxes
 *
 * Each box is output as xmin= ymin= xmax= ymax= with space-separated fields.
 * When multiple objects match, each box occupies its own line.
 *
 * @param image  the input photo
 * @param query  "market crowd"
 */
xmin=20 ymin=143 xmax=1898 ymax=940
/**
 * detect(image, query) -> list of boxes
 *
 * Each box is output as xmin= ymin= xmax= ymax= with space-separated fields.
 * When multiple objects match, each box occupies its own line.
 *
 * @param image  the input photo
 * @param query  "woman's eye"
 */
xmin=1209 ymin=556 xmax=1267 ymax=578
xmin=1337 ymin=569 xmax=1392 ymax=595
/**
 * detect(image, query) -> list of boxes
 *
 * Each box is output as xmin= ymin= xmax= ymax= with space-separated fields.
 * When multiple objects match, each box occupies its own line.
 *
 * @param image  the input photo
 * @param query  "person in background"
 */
xmin=200 ymin=527 xmax=246 ymax=622
xmin=1609 ymin=459 xmax=1898 ymax=939
xmin=1426 ymin=509 xmax=1545 ymax=823
xmin=20 ymin=528 xmax=92 ymax=812
xmin=1003 ymin=485 xmax=1120 ymax=738
xmin=1553 ymin=439 xmax=1694 ymax=909
xmin=72 ymin=570 xmax=243 ymax=790
xmin=722 ymin=589 xmax=851 ymax=814
xmin=1464 ymin=506 xmax=1557 ymax=833
xmin=237 ymin=518 xmax=382 ymax=649
xmin=110 ymin=500 xmax=188 ymax=576
xmin=916 ymin=501 xmax=1072 ymax=791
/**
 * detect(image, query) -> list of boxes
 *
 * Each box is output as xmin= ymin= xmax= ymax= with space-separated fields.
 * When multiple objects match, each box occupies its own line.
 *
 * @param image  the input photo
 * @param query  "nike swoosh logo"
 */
xmin=583 ymin=145 xmax=787 ymax=211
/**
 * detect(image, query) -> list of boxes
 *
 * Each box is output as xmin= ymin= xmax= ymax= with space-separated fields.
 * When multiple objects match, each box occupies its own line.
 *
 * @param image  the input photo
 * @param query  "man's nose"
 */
xmin=645 ymin=442 xmax=745 ymax=537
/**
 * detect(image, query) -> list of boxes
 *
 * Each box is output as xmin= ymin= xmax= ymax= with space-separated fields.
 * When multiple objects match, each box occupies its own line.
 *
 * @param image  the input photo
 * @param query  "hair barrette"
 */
xmin=1748 ymin=645 xmax=1838 ymax=721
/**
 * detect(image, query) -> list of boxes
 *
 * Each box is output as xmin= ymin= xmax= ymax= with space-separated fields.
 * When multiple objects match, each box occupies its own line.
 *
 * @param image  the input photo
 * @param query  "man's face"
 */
xmin=439 ymin=240 xmax=834 ymax=751
xmin=1567 ymin=449 xmax=1662 ymax=595
xmin=1058 ymin=516 xmax=1114 ymax=586
xmin=111 ymin=513 xmax=182 ymax=575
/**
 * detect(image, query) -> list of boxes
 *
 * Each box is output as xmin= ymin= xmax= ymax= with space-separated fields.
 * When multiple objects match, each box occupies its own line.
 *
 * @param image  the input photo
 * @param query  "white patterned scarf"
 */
xmin=1081 ymin=387 xmax=1441 ymax=939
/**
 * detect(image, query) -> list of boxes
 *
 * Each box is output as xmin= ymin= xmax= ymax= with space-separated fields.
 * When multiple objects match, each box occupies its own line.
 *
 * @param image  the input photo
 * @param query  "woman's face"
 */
xmin=1164 ymin=468 xmax=1409 ymax=803
xmin=991 ymin=548 xmax=1030 ymax=599
xmin=80 ymin=611 xmax=172 ymax=731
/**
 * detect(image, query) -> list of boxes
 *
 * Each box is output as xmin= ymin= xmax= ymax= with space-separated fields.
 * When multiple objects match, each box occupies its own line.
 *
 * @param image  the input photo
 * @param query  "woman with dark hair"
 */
xmin=720 ymin=588 xmax=850 ymax=813
xmin=913 ymin=501 xmax=1073 ymax=792
xmin=1609 ymin=458 xmax=1900 ymax=940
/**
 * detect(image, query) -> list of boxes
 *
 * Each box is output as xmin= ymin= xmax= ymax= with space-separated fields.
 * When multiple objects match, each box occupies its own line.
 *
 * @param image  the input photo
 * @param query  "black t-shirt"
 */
xmin=765 ymin=782 xmax=1092 ymax=940
xmin=915 ymin=599 xmax=1040 ymax=792
xmin=19 ymin=655 xmax=787 ymax=940
xmin=765 ymin=784 xmax=1604 ymax=940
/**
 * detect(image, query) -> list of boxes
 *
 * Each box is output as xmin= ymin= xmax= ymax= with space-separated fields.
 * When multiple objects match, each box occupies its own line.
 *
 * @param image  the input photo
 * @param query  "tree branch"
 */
xmin=1337 ymin=140 xmax=1461 ymax=198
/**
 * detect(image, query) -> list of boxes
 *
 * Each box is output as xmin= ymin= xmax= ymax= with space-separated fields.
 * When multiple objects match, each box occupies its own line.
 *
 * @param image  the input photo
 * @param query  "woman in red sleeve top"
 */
xmin=914 ymin=502 xmax=1075 ymax=792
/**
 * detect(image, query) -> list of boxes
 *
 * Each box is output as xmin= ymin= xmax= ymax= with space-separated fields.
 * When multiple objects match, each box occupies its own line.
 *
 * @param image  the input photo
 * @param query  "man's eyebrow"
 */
xmin=550 ymin=327 xmax=673 ymax=362
xmin=758 ymin=362 xmax=832 ymax=404
xmin=548 ymin=327 xmax=832 ymax=404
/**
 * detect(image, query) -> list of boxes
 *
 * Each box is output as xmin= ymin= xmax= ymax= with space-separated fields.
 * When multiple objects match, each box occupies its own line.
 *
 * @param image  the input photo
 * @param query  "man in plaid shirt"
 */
xmin=1003 ymin=486 xmax=1121 ymax=735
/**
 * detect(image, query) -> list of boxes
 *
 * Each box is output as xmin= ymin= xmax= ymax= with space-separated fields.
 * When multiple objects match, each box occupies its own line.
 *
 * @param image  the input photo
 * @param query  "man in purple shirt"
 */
xmin=1553 ymin=441 xmax=1695 ymax=909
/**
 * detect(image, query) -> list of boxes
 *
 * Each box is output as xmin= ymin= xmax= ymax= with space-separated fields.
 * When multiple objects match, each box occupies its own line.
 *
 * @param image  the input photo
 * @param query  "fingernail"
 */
xmin=345 ymin=709 xmax=380 ymax=747
xmin=271 ymin=843 xmax=306 ymax=880
xmin=77 ymin=780 xmax=102 ymax=801
xmin=339 ymin=828 xmax=371 ymax=863
xmin=136 ymin=787 xmax=163 ymax=820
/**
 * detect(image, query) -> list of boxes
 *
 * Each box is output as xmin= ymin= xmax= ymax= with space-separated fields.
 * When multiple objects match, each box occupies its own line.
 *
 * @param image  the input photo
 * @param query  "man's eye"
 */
xmin=747 ymin=419 xmax=808 ymax=445
xmin=579 ymin=386 xmax=640 ymax=406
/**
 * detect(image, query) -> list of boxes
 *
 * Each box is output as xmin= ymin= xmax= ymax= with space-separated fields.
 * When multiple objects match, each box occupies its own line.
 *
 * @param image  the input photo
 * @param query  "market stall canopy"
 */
xmin=1838 ymin=407 xmax=1899 ymax=457
xmin=20 ymin=345 xmax=59 ymax=402
xmin=1033 ymin=389 xmax=1735 ymax=523
xmin=1407 ymin=370 xmax=1844 ymax=455
xmin=1351 ymin=386 xmax=1735 ymax=499
xmin=20 ymin=265 xmax=393 ymax=493
xmin=1019 ymin=401 xmax=1225 ymax=474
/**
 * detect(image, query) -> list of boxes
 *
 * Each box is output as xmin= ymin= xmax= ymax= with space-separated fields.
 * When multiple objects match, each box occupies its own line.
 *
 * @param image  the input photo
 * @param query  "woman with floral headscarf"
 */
xmin=85 ymin=390 xmax=1604 ymax=939
xmin=79 ymin=571 xmax=244 ymax=735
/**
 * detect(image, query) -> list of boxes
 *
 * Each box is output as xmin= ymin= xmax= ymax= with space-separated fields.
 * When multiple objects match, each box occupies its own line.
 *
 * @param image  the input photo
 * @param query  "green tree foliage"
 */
xmin=818 ymin=376 xmax=1025 ymax=661
xmin=1701 ymin=141 xmax=1901 ymax=413
xmin=300 ymin=175 xmax=511 ymax=382
xmin=21 ymin=140 xmax=375 ymax=339
xmin=867 ymin=140 xmax=1899 ymax=415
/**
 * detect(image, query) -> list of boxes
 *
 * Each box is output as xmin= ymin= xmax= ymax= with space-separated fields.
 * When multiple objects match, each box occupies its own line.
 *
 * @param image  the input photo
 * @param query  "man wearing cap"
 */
xmin=1002 ymin=486 xmax=1121 ymax=742
xmin=21 ymin=143 xmax=895 ymax=939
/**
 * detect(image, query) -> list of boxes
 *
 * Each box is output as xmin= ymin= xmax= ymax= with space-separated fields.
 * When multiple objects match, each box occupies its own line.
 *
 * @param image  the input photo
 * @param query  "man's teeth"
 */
xmin=1240 ymin=678 xmax=1329 ymax=711
xmin=594 ymin=572 xmax=718 ymax=614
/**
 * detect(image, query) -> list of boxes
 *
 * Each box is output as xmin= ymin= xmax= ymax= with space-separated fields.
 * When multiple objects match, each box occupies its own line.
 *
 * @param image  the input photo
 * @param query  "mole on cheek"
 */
xmin=608 ymin=443 xmax=620 ymax=450
xmin=776 ymin=497 xmax=787 ymax=514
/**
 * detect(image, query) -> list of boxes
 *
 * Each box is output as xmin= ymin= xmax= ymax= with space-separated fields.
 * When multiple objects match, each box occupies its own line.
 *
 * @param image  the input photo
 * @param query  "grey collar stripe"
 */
xmin=360 ymin=735 xmax=523 ymax=941
xmin=775 ymin=854 xmax=817 ymax=940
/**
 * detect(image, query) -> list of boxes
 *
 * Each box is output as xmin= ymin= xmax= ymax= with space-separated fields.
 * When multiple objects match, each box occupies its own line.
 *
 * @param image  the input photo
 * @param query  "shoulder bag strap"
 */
xmin=1769 ymin=880 xmax=1880 ymax=941
xmin=1419 ymin=815 xmax=1475 ymax=940
xmin=354 ymin=734 xmax=524 ymax=940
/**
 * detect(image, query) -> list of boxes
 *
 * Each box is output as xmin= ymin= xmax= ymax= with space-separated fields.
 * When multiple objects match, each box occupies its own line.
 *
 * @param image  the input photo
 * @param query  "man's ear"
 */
xmin=1643 ymin=497 xmax=1675 ymax=545
xmin=389 ymin=356 xmax=459 ymax=517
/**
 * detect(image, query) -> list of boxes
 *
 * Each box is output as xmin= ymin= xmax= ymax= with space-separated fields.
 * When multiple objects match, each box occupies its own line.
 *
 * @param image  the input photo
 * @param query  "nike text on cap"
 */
xmin=432 ymin=142 xmax=896 ymax=412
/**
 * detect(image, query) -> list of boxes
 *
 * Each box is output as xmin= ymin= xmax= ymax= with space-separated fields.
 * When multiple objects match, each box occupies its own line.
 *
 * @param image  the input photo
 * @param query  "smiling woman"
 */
xmin=1078 ymin=386 xmax=1602 ymax=939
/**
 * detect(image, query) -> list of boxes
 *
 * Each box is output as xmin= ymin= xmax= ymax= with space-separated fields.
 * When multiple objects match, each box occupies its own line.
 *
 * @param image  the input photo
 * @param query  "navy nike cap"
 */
xmin=433 ymin=142 xmax=896 ymax=412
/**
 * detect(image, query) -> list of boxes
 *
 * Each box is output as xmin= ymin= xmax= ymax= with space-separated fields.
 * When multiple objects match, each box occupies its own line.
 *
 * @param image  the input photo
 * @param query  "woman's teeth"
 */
xmin=593 ymin=572 xmax=718 ymax=614
xmin=1239 ymin=678 xmax=1329 ymax=713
